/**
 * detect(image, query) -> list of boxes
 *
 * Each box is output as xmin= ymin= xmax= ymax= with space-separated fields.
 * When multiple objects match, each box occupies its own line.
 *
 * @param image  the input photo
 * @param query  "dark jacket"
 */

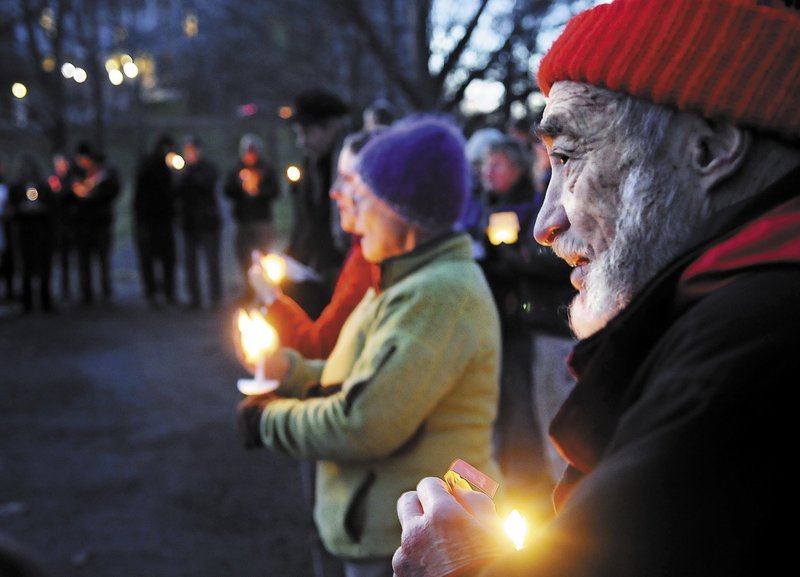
xmin=223 ymin=160 xmax=280 ymax=223
xmin=134 ymin=152 xmax=175 ymax=220
xmin=69 ymin=165 xmax=120 ymax=226
xmin=285 ymin=151 xmax=345 ymax=277
xmin=176 ymin=159 xmax=220 ymax=233
xmin=473 ymin=166 xmax=800 ymax=577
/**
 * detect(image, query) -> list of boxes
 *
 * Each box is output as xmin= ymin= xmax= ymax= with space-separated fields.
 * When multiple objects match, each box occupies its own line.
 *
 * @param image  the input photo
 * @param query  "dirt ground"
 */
xmin=0 ymin=235 xmax=320 ymax=576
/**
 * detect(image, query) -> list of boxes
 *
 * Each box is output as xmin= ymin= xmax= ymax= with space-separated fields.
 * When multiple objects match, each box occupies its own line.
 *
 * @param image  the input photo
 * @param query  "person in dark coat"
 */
xmin=69 ymin=142 xmax=120 ymax=305
xmin=48 ymin=152 xmax=75 ymax=300
xmin=223 ymin=133 xmax=280 ymax=301
xmin=176 ymin=136 xmax=222 ymax=310
xmin=284 ymin=88 xmax=351 ymax=318
xmin=133 ymin=134 xmax=177 ymax=307
xmin=7 ymin=154 xmax=56 ymax=313
xmin=392 ymin=1 xmax=800 ymax=576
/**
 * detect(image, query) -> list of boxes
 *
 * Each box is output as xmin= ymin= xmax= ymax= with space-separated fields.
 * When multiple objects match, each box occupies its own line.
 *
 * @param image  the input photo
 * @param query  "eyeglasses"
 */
xmin=332 ymin=172 xmax=371 ymax=212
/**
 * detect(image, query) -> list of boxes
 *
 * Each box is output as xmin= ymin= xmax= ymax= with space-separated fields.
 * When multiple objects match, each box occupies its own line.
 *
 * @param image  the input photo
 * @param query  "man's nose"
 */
xmin=533 ymin=186 xmax=568 ymax=246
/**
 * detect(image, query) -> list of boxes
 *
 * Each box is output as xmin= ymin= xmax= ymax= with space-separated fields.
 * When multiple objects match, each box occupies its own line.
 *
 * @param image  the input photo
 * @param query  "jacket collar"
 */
xmin=378 ymin=232 xmax=472 ymax=291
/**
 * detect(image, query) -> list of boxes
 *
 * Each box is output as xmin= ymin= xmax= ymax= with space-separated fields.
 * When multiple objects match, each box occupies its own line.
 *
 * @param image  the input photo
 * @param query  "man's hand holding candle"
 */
xmin=393 ymin=477 xmax=509 ymax=577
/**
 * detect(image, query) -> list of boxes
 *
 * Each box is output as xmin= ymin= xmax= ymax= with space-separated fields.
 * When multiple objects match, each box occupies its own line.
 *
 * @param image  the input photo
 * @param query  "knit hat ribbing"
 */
xmin=537 ymin=0 xmax=800 ymax=140
xmin=356 ymin=115 xmax=470 ymax=231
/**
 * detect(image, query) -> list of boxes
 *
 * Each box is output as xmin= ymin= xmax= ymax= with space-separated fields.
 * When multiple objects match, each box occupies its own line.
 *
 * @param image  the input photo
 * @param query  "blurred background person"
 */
xmin=237 ymin=115 xmax=501 ymax=577
xmin=48 ymin=152 xmax=75 ymax=302
xmin=362 ymin=98 xmax=396 ymax=132
xmin=133 ymin=134 xmax=178 ymax=308
xmin=176 ymin=136 xmax=222 ymax=311
xmin=478 ymin=135 xmax=574 ymax=516
xmin=462 ymin=127 xmax=504 ymax=251
xmin=223 ymin=133 xmax=280 ymax=302
xmin=506 ymin=115 xmax=535 ymax=150
xmin=69 ymin=142 xmax=120 ymax=306
xmin=7 ymin=154 xmax=56 ymax=314
xmin=284 ymin=88 xmax=351 ymax=319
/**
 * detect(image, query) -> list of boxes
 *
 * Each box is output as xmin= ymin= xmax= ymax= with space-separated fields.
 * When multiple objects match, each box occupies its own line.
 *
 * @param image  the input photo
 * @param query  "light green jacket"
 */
xmin=258 ymin=232 xmax=502 ymax=559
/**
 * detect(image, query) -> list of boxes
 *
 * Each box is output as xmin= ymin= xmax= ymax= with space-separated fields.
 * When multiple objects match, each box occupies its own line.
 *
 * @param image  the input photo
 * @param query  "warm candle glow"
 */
xmin=486 ymin=211 xmax=520 ymax=245
xmin=504 ymin=509 xmax=527 ymax=550
xmin=260 ymin=253 xmax=286 ymax=284
xmin=166 ymin=152 xmax=185 ymax=170
xmin=237 ymin=309 xmax=278 ymax=365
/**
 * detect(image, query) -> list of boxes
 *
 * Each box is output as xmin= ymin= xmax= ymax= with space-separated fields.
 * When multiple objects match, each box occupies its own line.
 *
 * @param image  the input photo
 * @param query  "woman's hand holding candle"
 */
xmin=248 ymin=251 xmax=284 ymax=306
xmin=234 ymin=308 xmax=289 ymax=382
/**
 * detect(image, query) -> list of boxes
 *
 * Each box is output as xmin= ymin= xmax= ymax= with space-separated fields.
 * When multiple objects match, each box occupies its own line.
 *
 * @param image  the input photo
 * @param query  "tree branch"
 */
xmin=434 ymin=0 xmax=490 ymax=90
xmin=334 ymin=0 xmax=428 ymax=108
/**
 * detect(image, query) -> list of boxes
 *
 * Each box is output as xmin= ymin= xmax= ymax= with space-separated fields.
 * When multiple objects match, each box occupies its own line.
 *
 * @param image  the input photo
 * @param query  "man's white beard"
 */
xmin=568 ymin=162 xmax=702 ymax=339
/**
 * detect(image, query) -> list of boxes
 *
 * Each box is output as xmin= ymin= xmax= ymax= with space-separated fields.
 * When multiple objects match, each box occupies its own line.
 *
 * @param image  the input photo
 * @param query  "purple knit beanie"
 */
xmin=356 ymin=115 xmax=470 ymax=232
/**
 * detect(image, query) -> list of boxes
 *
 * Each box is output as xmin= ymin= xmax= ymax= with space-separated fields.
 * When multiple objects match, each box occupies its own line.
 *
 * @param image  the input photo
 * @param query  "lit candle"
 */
xmin=260 ymin=253 xmax=287 ymax=285
xmin=235 ymin=308 xmax=280 ymax=395
xmin=486 ymin=211 xmax=520 ymax=246
xmin=503 ymin=509 xmax=528 ymax=550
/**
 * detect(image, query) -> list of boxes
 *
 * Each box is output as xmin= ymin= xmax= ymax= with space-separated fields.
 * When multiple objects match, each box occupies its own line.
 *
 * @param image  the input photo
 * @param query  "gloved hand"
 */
xmin=392 ymin=477 xmax=508 ymax=577
xmin=236 ymin=393 xmax=278 ymax=449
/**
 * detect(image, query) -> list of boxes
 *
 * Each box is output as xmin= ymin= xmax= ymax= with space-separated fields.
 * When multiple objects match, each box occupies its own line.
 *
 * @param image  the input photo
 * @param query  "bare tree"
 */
xmin=18 ymin=0 xmax=70 ymax=152
xmin=329 ymin=0 xmax=560 ymax=114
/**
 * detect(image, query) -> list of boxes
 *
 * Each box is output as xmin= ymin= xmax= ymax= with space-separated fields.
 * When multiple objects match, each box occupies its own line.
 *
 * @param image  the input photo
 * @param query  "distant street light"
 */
xmin=108 ymin=69 xmax=124 ymax=86
xmin=73 ymin=68 xmax=87 ymax=83
xmin=123 ymin=61 xmax=139 ymax=79
xmin=12 ymin=83 xmax=29 ymax=127
xmin=61 ymin=62 xmax=76 ymax=79
xmin=11 ymin=82 xmax=28 ymax=99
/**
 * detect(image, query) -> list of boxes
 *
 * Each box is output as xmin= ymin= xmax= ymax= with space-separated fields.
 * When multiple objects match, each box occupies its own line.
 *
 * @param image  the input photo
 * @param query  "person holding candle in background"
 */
xmin=247 ymin=129 xmax=383 ymax=360
xmin=392 ymin=1 xmax=800 ymax=576
xmin=223 ymin=133 xmax=281 ymax=303
xmin=7 ymin=154 xmax=56 ymax=314
xmin=68 ymin=142 xmax=120 ymax=306
xmin=236 ymin=115 xmax=502 ymax=577
xmin=176 ymin=136 xmax=223 ymax=311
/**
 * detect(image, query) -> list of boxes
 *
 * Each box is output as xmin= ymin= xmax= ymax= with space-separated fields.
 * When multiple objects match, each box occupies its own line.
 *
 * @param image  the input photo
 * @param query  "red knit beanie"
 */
xmin=537 ymin=0 xmax=800 ymax=140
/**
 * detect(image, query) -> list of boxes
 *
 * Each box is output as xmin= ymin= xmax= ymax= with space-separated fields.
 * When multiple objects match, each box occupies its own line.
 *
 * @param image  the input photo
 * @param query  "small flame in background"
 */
xmin=260 ymin=253 xmax=287 ymax=284
xmin=166 ymin=152 xmax=185 ymax=170
xmin=236 ymin=309 xmax=278 ymax=364
xmin=504 ymin=509 xmax=528 ymax=551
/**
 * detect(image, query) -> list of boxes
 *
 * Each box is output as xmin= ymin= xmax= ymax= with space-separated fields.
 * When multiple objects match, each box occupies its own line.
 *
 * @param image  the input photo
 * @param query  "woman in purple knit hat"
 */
xmin=237 ymin=115 xmax=503 ymax=577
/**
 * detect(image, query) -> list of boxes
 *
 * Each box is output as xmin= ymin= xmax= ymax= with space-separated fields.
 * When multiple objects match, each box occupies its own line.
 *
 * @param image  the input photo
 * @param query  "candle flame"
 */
xmin=486 ymin=211 xmax=520 ymax=246
xmin=236 ymin=309 xmax=278 ymax=364
xmin=260 ymin=253 xmax=287 ymax=284
xmin=504 ymin=509 xmax=527 ymax=550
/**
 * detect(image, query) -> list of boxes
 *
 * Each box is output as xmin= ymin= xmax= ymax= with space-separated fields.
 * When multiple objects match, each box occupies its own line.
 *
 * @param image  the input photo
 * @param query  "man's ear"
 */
xmin=688 ymin=119 xmax=751 ymax=191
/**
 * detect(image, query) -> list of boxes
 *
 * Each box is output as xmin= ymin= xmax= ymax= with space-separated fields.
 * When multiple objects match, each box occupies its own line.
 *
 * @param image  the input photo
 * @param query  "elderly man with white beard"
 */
xmin=391 ymin=1 xmax=800 ymax=576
